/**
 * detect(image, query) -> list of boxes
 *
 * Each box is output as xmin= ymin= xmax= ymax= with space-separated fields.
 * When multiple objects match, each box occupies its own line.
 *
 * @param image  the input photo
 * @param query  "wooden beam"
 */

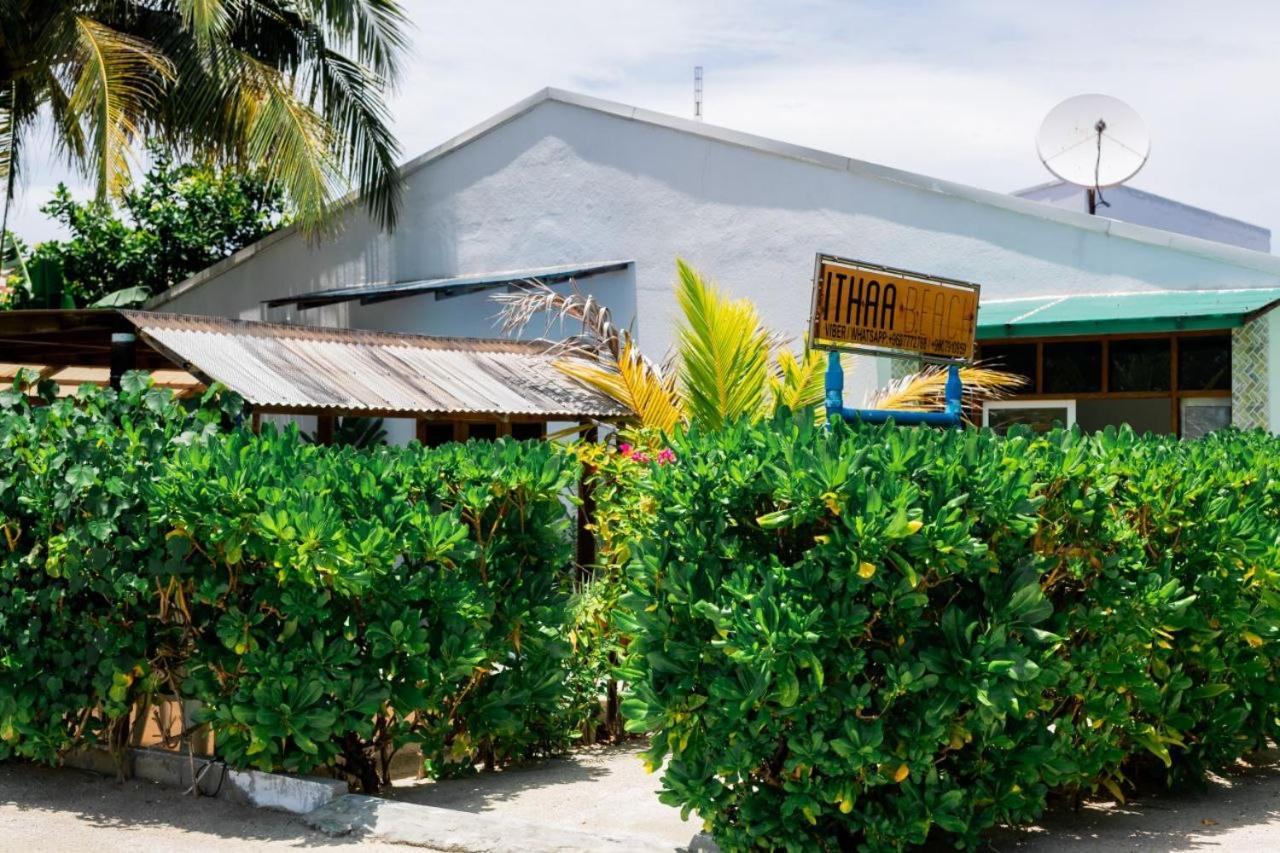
xmin=315 ymin=415 xmax=335 ymax=445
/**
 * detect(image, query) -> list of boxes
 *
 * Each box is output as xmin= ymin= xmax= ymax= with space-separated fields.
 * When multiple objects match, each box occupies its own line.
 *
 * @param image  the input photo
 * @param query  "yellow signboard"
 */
xmin=809 ymin=255 xmax=979 ymax=363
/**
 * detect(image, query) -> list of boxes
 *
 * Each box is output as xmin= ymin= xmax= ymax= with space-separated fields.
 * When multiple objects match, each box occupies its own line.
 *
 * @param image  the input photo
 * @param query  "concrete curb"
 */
xmin=306 ymin=793 xmax=681 ymax=852
xmin=66 ymin=747 xmax=348 ymax=815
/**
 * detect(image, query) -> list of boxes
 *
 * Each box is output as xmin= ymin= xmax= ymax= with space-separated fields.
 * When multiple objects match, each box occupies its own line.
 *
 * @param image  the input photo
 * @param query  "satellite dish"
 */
xmin=1036 ymin=94 xmax=1150 ymax=193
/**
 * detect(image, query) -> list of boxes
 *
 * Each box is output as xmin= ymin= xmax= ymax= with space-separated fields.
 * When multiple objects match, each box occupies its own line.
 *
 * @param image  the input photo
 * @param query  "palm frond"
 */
xmin=769 ymin=345 xmax=850 ymax=423
xmin=307 ymin=45 xmax=401 ymax=229
xmin=492 ymin=282 xmax=624 ymax=361
xmin=312 ymin=0 xmax=410 ymax=84
xmin=178 ymin=0 xmax=240 ymax=47
xmin=555 ymin=341 xmax=682 ymax=432
xmin=66 ymin=17 xmax=174 ymax=199
xmin=674 ymin=258 xmax=775 ymax=431
xmin=233 ymin=51 xmax=345 ymax=230
xmin=868 ymin=363 xmax=1027 ymax=415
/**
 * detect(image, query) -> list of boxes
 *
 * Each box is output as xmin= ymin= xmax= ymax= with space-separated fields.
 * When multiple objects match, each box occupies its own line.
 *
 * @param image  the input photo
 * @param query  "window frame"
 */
xmin=977 ymin=330 xmax=1231 ymax=437
xmin=982 ymin=399 xmax=1078 ymax=431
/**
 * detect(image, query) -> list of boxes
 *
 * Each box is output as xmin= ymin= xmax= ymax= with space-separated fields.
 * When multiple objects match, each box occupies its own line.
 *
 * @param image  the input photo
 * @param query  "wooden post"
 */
xmin=576 ymin=422 xmax=599 ymax=581
xmin=315 ymin=414 xmax=336 ymax=445
xmin=109 ymin=332 xmax=136 ymax=390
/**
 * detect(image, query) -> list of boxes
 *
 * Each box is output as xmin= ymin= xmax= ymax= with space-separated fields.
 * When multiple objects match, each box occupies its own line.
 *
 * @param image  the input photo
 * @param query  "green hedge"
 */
xmin=619 ymin=416 xmax=1280 ymax=851
xmin=0 ymin=378 xmax=597 ymax=790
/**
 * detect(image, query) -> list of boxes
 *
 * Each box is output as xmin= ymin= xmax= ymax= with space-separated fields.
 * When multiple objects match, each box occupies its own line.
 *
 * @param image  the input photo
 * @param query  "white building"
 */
xmin=1015 ymin=180 xmax=1270 ymax=252
xmin=148 ymin=88 xmax=1280 ymax=442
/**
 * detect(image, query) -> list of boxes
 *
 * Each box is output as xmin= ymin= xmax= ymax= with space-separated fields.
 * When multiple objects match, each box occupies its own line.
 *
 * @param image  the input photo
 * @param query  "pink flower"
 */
xmin=656 ymin=448 xmax=677 ymax=464
xmin=618 ymin=443 xmax=633 ymax=455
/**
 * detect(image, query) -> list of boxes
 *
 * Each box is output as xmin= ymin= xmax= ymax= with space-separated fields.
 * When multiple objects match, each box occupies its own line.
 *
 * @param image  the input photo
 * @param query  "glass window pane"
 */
xmin=1043 ymin=341 xmax=1102 ymax=393
xmin=985 ymin=406 xmax=1071 ymax=434
xmin=1108 ymin=339 xmax=1171 ymax=392
xmin=1077 ymin=397 xmax=1172 ymax=435
xmin=467 ymin=422 xmax=498 ymax=441
xmin=979 ymin=343 xmax=1037 ymax=391
xmin=1181 ymin=400 xmax=1231 ymax=439
xmin=1178 ymin=335 xmax=1231 ymax=391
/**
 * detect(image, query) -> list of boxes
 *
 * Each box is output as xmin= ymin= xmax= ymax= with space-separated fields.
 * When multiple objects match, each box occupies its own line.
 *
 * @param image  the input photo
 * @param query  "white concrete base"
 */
xmin=66 ymin=747 xmax=348 ymax=815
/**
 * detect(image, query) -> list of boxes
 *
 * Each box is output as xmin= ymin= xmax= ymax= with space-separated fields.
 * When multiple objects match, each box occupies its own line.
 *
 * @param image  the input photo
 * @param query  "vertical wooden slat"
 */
xmin=316 ymin=415 xmax=335 ymax=445
xmin=1035 ymin=342 xmax=1045 ymax=394
xmin=576 ymin=422 xmax=599 ymax=582
xmin=1171 ymin=336 xmax=1180 ymax=437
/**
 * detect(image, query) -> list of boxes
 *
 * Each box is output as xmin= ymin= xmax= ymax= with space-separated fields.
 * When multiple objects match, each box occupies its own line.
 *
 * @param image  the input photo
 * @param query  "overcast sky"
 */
xmin=12 ymin=1 xmax=1280 ymax=249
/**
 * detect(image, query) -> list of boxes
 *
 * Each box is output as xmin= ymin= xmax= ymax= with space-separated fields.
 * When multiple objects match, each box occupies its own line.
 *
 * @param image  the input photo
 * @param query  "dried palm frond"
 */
xmin=868 ymin=363 xmax=1027 ymax=416
xmin=492 ymin=281 xmax=625 ymax=361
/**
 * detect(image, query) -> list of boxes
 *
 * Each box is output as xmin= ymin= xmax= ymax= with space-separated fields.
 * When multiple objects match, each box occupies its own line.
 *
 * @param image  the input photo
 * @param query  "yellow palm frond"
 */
xmin=767 ymin=346 xmax=824 ymax=421
xmin=556 ymin=341 xmax=682 ymax=432
xmin=675 ymin=258 xmax=774 ymax=431
xmin=869 ymin=364 xmax=1027 ymax=415
xmin=67 ymin=17 xmax=174 ymax=199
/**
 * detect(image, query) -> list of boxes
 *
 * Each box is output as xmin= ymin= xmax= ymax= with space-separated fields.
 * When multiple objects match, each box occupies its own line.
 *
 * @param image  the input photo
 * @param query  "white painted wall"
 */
xmin=152 ymin=90 xmax=1280 ymax=407
xmin=1016 ymin=181 xmax=1270 ymax=252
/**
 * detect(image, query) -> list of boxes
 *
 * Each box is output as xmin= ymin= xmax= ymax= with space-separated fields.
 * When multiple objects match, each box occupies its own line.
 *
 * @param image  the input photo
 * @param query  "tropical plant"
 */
xmin=495 ymin=259 xmax=1022 ymax=431
xmin=619 ymin=416 xmax=1280 ymax=850
xmin=304 ymin=415 xmax=388 ymax=448
xmin=3 ymin=145 xmax=287 ymax=307
xmin=0 ymin=0 xmax=405 ymax=241
xmin=0 ymin=377 xmax=593 ymax=793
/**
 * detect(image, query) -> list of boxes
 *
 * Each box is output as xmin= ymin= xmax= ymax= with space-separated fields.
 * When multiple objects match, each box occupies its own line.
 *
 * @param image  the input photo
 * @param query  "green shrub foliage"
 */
xmin=0 ymin=378 xmax=589 ymax=790
xmin=619 ymin=416 xmax=1280 ymax=851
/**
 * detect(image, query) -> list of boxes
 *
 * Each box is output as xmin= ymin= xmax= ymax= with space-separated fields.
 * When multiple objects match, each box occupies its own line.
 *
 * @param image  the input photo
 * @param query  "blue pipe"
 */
xmin=824 ymin=351 xmax=964 ymax=428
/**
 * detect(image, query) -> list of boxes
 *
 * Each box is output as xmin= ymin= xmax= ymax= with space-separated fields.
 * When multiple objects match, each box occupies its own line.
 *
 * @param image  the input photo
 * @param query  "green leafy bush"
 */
xmin=619 ymin=416 xmax=1280 ymax=851
xmin=0 ymin=376 xmax=232 ymax=764
xmin=0 ymin=377 xmax=594 ymax=791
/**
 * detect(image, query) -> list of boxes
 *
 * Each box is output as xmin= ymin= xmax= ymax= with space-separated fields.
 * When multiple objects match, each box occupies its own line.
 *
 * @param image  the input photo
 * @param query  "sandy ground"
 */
xmin=0 ymin=763 xmax=419 ymax=852
xmin=3 ymin=743 xmax=1279 ymax=851
xmin=386 ymin=740 xmax=700 ymax=848
xmin=994 ymin=749 xmax=1280 ymax=851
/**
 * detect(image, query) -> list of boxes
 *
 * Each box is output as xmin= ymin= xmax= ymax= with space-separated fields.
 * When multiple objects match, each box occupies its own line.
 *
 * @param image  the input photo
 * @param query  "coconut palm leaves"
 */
xmin=494 ymin=259 xmax=1023 ymax=431
xmin=0 ymin=0 xmax=405 ymax=233
xmin=768 ymin=346 xmax=834 ymax=422
xmin=674 ymin=259 xmax=776 ymax=431
xmin=557 ymin=341 xmax=683 ymax=434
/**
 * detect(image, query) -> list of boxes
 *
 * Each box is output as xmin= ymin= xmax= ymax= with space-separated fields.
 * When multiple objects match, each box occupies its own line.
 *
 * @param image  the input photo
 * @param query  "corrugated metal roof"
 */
xmin=977 ymin=288 xmax=1280 ymax=340
xmin=262 ymin=260 xmax=632 ymax=310
xmin=122 ymin=312 xmax=630 ymax=418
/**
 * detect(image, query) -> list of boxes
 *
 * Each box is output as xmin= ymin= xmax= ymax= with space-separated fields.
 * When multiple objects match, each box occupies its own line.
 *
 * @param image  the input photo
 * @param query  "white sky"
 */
xmin=12 ymin=0 xmax=1279 ymax=248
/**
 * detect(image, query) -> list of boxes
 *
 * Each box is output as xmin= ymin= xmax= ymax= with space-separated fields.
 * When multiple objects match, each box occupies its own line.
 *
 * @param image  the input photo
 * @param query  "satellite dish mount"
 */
xmin=1036 ymin=94 xmax=1150 ymax=215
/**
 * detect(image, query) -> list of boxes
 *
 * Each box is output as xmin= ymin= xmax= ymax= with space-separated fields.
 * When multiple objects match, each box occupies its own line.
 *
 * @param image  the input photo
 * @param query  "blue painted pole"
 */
xmin=826 ymin=352 xmax=964 ymax=428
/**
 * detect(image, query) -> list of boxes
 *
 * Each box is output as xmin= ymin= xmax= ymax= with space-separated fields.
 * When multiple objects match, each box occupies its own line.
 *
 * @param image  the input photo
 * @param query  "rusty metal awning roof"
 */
xmin=0 ymin=310 xmax=631 ymax=420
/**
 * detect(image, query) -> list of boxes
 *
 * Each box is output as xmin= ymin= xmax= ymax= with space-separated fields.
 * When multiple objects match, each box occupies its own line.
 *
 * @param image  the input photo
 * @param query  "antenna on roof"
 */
xmin=694 ymin=66 xmax=703 ymax=121
xmin=1036 ymin=94 xmax=1150 ymax=215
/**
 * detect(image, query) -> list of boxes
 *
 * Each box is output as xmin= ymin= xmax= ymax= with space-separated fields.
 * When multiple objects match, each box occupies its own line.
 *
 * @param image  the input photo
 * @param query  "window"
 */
xmin=420 ymin=422 xmax=455 ymax=448
xmin=1043 ymin=342 xmax=1102 ymax=393
xmin=1181 ymin=398 xmax=1232 ymax=439
xmin=1109 ymin=338 xmax=1171 ymax=392
xmin=1177 ymin=335 xmax=1231 ymax=391
xmin=983 ymin=400 xmax=1076 ymax=434
xmin=979 ymin=343 xmax=1036 ymax=387
xmin=466 ymin=422 xmax=498 ymax=441
xmin=511 ymin=422 xmax=545 ymax=441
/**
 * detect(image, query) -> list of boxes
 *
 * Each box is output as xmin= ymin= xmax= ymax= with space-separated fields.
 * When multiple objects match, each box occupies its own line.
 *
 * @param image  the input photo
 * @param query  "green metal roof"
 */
xmin=977 ymin=288 xmax=1280 ymax=340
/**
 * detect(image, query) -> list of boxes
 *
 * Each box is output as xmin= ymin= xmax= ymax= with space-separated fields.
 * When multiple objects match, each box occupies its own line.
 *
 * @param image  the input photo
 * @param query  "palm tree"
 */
xmin=0 ymin=0 xmax=406 ymax=240
xmin=495 ymin=259 xmax=1024 ymax=431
